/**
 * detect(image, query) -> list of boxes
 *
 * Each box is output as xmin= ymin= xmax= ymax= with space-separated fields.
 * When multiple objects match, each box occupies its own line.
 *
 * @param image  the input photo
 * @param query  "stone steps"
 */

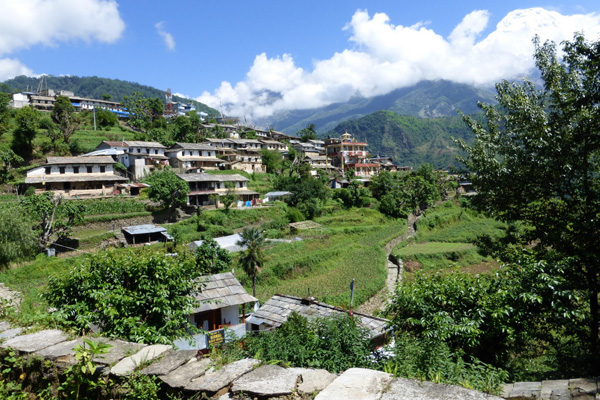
xmin=0 ymin=322 xmax=509 ymax=399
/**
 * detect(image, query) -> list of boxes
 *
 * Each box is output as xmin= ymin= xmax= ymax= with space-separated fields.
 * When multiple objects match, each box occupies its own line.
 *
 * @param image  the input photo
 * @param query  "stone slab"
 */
xmin=111 ymin=344 xmax=171 ymax=376
xmin=549 ymin=388 xmax=572 ymax=399
xmin=289 ymin=367 xmax=337 ymax=395
xmin=0 ymin=321 xmax=11 ymax=332
xmin=0 ymin=327 xmax=22 ymax=340
xmin=315 ymin=368 xmax=393 ymax=400
xmin=92 ymin=339 xmax=146 ymax=366
xmin=2 ymin=329 xmax=68 ymax=353
xmin=160 ymin=358 xmax=211 ymax=388
xmin=140 ymin=350 xmax=197 ymax=376
xmin=510 ymin=381 xmax=542 ymax=398
xmin=381 ymin=378 xmax=505 ymax=400
xmin=541 ymin=380 xmax=570 ymax=399
xmin=186 ymin=358 xmax=260 ymax=393
xmin=35 ymin=338 xmax=83 ymax=360
xmin=231 ymin=364 xmax=301 ymax=397
xmin=569 ymin=378 xmax=597 ymax=394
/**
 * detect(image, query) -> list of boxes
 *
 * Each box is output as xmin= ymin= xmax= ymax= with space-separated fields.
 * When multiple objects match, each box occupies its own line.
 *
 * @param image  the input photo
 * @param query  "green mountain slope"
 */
xmin=262 ymin=80 xmax=496 ymax=134
xmin=327 ymin=110 xmax=478 ymax=169
xmin=1 ymin=75 xmax=219 ymax=116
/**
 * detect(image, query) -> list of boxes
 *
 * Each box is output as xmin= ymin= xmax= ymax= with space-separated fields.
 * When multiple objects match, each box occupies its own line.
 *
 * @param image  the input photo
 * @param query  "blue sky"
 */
xmin=1 ymin=1 xmax=600 ymax=121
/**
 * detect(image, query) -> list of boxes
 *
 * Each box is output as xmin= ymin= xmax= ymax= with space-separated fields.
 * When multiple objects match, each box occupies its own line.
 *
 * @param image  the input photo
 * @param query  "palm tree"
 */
xmin=236 ymin=227 xmax=265 ymax=297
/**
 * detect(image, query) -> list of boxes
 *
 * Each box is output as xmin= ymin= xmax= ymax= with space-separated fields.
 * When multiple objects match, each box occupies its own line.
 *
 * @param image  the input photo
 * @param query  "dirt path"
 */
xmin=356 ymin=214 xmax=418 ymax=315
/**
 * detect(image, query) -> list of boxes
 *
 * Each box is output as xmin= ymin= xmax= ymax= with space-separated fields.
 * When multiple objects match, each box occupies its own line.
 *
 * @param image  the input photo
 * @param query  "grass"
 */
xmin=393 ymin=199 xmax=503 ymax=273
xmin=235 ymin=207 xmax=406 ymax=308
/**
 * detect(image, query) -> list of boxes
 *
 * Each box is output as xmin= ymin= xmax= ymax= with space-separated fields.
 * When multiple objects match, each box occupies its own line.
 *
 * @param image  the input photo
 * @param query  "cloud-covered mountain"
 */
xmin=258 ymin=80 xmax=496 ymax=134
xmin=198 ymin=7 xmax=600 ymax=122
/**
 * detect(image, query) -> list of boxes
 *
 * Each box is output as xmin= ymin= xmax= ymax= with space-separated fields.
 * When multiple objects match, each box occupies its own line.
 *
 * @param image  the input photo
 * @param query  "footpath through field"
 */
xmin=356 ymin=214 xmax=418 ymax=315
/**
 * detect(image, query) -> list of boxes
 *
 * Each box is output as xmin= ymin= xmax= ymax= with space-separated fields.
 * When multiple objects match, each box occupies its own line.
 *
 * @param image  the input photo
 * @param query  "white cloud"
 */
xmin=0 ymin=0 xmax=125 ymax=81
xmin=197 ymin=7 xmax=600 ymax=122
xmin=155 ymin=21 xmax=175 ymax=52
xmin=0 ymin=58 xmax=34 ymax=80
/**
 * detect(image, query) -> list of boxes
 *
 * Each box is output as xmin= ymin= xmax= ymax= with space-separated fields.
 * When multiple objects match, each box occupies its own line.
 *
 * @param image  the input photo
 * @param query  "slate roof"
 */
xmin=191 ymin=272 xmax=257 ymax=313
xmin=176 ymin=173 xmax=249 ymax=183
xmin=247 ymin=294 xmax=389 ymax=339
xmin=124 ymin=141 xmax=166 ymax=148
xmin=26 ymin=174 xmax=128 ymax=184
xmin=46 ymin=156 xmax=116 ymax=165
xmin=167 ymin=143 xmax=216 ymax=152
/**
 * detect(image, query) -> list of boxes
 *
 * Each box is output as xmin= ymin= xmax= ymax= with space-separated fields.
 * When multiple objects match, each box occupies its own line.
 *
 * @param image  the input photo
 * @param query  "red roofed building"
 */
xmin=325 ymin=132 xmax=380 ymax=177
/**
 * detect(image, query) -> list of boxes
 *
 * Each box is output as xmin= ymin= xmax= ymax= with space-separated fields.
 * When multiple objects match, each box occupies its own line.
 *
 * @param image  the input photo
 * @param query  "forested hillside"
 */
xmin=1 ymin=75 xmax=219 ymax=116
xmin=259 ymin=80 xmax=495 ymax=134
xmin=327 ymin=110 xmax=478 ymax=169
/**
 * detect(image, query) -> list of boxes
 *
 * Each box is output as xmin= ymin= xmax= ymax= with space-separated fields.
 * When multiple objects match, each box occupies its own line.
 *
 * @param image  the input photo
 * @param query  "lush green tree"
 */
xmin=51 ymin=95 xmax=79 ymax=144
xmin=12 ymin=106 xmax=39 ymax=156
xmin=457 ymin=34 xmax=600 ymax=371
xmin=194 ymin=238 xmax=232 ymax=275
xmin=0 ymin=207 xmax=39 ymax=268
xmin=20 ymin=192 xmax=85 ymax=250
xmin=0 ymin=92 xmax=11 ymax=136
xmin=386 ymin=253 xmax=586 ymax=378
xmin=143 ymin=168 xmax=190 ymax=209
xmin=236 ymin=227 xmax=265 ymax=297
xmin=171 ymin=115 xmax=193 ymax=141
xmin=122 ymin=91 xmax=152 ymax=131
xmin=221 ymin=181 xmax=237 ymax=212
xmin=243 ymin=312 xmax=373 ymax=373
xmin=95 ymin=107 xmax=118 ymax=128
xmin=0 ymin=144 xmax=23 ymax=183
xmin=44 ymin=250 xmax=201 ymax=343
xmin=260 ymin=148 xmax=282 ymax=173
xmin=297 ymin=123 xmax=317 ymax=142
xmin=101 ymin=93 xmax=112 ymax=101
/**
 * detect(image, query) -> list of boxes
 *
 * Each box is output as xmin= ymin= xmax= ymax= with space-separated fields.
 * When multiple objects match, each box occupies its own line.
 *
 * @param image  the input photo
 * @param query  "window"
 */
xmin=59 ymin=167 xmax=65 ymax=174
xmin=87 ymin=166 xmax=93 ymax=173
xmin=73 ymin=167 xmax=79 ymax=174
xmin=45 ymin=167 xmax=51 ymax=174
xmin=100 ymin=166 xmax=106 ymax=173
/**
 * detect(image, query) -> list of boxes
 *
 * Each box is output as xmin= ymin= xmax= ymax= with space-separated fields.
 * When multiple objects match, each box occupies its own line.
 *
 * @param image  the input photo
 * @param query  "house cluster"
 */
xmin=25 ymin=127 xmax=399 ymax=204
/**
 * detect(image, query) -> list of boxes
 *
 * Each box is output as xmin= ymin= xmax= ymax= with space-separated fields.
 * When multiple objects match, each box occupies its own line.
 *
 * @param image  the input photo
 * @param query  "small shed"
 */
xmin=173 ymin=272 xmax=257 ymax=350
xmin=247 ymin=294 xmax=389 ymax=345
xmin=121 ymin=224 xmax=169 ymax=245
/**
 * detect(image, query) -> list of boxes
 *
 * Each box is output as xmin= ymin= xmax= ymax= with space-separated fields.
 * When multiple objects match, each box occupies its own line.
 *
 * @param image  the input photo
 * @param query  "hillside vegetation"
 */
xmin=259 ymin=79 xmax=496 ymax=134
xmin=328 ymin=110 xmax=478 ymax=169
xmin=1 ymin=75 xmax=219 ymax=116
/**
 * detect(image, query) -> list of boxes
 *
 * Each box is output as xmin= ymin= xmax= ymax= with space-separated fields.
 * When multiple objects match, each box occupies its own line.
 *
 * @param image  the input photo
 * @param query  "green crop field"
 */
xmin=235 ymin=208 xmax=406 ymax=308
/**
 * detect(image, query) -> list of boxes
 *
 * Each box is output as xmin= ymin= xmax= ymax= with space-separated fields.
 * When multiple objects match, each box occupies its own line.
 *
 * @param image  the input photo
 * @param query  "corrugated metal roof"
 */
xmin=121 ymin=224 xmax=166 ymax=235
xmin=191 ymin=272 xmax=257 ymax=313
xmin=247 ymin=294 xmax=389 ymax=339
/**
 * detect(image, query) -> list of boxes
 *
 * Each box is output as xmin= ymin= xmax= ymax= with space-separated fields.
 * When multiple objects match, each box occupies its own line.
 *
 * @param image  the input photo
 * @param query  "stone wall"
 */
xmin=0 ymin=323 xmax=505 ymax=399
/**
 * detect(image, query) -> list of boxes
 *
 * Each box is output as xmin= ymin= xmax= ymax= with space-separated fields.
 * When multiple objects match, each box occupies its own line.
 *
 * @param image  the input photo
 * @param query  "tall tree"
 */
xmin=143 ymin=168 xmax=190 ymax=209
xmin=12 ymin=106 xmax=39 ymax=156
xmin=51 ymin=95 xmax=79 ymax=144
xmin=236 ymin=227 xmax=265 ymax=297
xmin=0 ymin=92 xmax=11 ymax=136
xmin=457 ymin=34 xmax=600 ymax=373
xmin=20 ymin=192 xmax=84 ymax=250
xmin=0 ymin=207 xmax=39 ymax=269
xmin=194 ymin=238 xmax=232 ymax=275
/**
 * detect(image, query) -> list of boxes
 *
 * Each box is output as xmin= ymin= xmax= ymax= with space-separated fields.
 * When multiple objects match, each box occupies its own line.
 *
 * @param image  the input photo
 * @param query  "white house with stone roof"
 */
xmin=176 ymin=173 xmax=259 ymax=207
xmin=96 ymin=140 xmax=168 ymax=180
xmin=25 ymin=156 xmax=128 ymax=197
xmin=166 ymin=142 xmax=227 ymax=172
xmin=173 ymin=272 xmax=257 ymax=351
